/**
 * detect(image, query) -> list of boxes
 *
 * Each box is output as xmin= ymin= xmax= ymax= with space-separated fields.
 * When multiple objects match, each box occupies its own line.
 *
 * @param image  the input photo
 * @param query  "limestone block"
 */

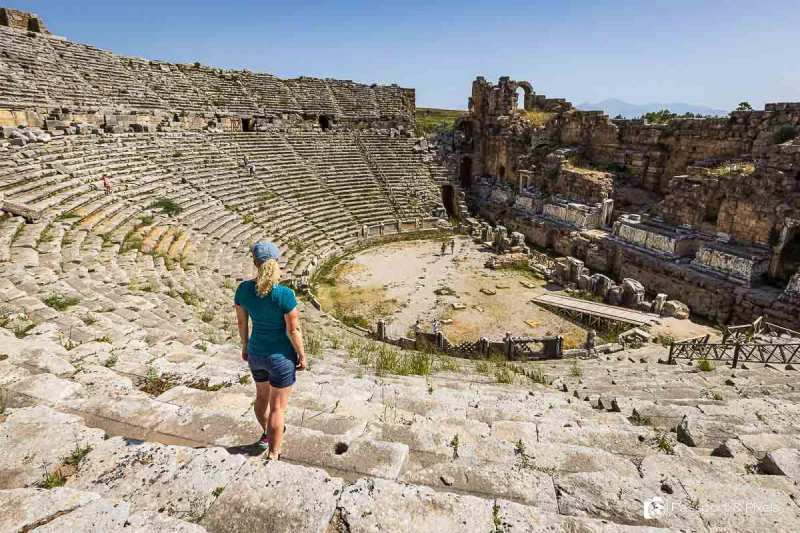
xmin=590 ymin=273 xmax=614 ymax=298
xmin=662 ymin=300 xmax=689 ymax=320
xmin=607 ymin=285 xmax=623 ymax=306
xmin=201 ymin=461 xmax=344 ymax=533
xmin=0 ymin=405 xmax=106 ymax=488
xmin=7 ymin=373 xmax=84 ymax=404
xmin=652 ymin=293 xmax=667 ymax=314
xmin=578 ymin=274 xmax=592 ymax=291
xmin=621 ymin=278 xmax=645 ymax=307
xmin=0 ymin=488 xmax=100 ymax=532
xmin=1 ymin=199 xmax=42 ymax=222
xmin=340 ymin=477 xmax=677 ymax=533
xmin=760 ymin=448 xmax=800 ymax=479
xmin=69 ymin=437 xmax=248 ymax=519
xmin=401 ymin=458 xmax=557 ymax=509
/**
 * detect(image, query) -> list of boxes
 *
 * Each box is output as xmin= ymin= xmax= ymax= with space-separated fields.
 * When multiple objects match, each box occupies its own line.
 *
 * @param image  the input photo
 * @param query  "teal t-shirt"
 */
xmin=234 ymin=281 xmax=297 ymax=356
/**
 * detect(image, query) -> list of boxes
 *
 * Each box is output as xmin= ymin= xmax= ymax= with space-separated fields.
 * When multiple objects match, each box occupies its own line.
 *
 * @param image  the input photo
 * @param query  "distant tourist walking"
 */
xmin=235 ymin=241 xmax=307 ymax=461
xmin=248 ymin=163 xmax=257 ymax=176
xmin=450 ymin=238 xmax=455 ymax=255
xmin=441 ymin=241 xmax=447 ymax=256
xmin=432 ymin=318 xmax=440 ymax=335
xmin=102 ymin=174 xmax=112 ymax=196
xmin=413 ymin=319 xmax=421 ymax=335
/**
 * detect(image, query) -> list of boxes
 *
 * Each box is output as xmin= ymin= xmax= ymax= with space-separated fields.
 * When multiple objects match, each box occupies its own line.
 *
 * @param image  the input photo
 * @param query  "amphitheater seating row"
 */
xmin=0 ymin=25 xmax=411 ymax=120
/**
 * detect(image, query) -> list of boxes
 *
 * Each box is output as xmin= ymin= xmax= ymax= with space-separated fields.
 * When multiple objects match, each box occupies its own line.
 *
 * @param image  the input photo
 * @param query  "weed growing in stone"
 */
xmin=238 ymin=374 xmax=251 ymax=385
xmin=200 ymin=309 xmax=214 ymax=323
xmin=64 ymin=443 xmax=93 ymax=467
xmin=222 ymin=278 xmax=235 ymax=290
xmin=514 ymin=439 xmax=533 ymax=470
xmin=331 ymin=337 xmax=341 ymax=350
xmin=37 ymin=465 xmax=66 ymax=489
xmin=712 ymin=392 xmax=724 ymax=401
xmin=213 ymin=486 xmax=224 ymax=497
xmin=0 ymin=354 xmax=7 ymax=362
xmin=448 ymin=433 xmax=460 ymax=459
xmin=527 ymin=364 xmax=546 ymax=384
xmin=97 ymin=334 xmax=112 ymax=344
xmin=654 ymin=430 xmax=674 ymax=453
xmin=696 ymin=357 xmax=715 ymax=372
xmin=179 ymin=290 xmax=203 ymax=306
xmin=102 ymin=354 xmax=118 ymax=368
xmin=147 ymin=198 xmax=182 ymax=216
xmin=494 ymin=366 xmax=514 ymax=384
xmin=492 ymin=501 xmax=502 ymax=531
xmin=141 ymin=367 xmax=175 ymax=395
xmin=306 ymin=333 xmax=323 ymax=356
xmin=569 ymin=360 xmax=584 ymax=378
xmin=13 ymin=323 xmax=35 ymax=338
xmin=196 ymin=341 xmax=208 ymax=353
xmin=435 ymin=356 xmax=460 ymax=373
xmin=82 ymin=312 xmax=97 ymax=325
xmin=475 ymin=360 xmax=491 ymax=374
xmin=139 ymin=215 xmax=155 ymax=226
xmin=187 ymin=378 xmax=227 ymax=392
xmin=427 ymin=381 xmax=434 ymax=395
xmin=628 ymin=411 xmax=653 ymax=426
xmin=656 ymin=334 xmax=675 ymax=348
xmin=42 ymin=291 xmax=81 ymax=311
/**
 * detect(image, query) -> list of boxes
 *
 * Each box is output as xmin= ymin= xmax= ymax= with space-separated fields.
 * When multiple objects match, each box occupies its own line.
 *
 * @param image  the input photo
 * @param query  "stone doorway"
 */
xmin=442 ymin=184 xmax=457 ymax=218
xmin=777 ymin=230 xmax=800 ymax=282
xmin=241 ymin=118 xmax=254 ymax=132
xmin=459 ymin=157 xmax=472 ymax=188
xmin=319 ymin=115 xmax=331 ymax=131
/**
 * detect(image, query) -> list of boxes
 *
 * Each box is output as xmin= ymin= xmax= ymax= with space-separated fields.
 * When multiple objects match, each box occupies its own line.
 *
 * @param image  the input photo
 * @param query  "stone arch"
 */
xmin=516 ymin=81 xmax=533 ymax=111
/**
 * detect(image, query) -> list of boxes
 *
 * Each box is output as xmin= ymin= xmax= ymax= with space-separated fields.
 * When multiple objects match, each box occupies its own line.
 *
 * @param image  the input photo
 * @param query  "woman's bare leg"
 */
xmin=267 ymin=385 xmax=292 ymax=459
xmin=254 ymin=381 xmax=271 ymax=433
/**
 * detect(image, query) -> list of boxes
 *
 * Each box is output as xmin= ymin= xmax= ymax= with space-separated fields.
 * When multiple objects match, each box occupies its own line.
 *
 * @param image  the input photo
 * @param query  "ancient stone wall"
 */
xmin=460 ymin=76 xmax=800 ymax=199
xmin=0 ymin=20 xmax=414 ymax=130
xmin=542 ymin=202 xmax=601 ymax=229
xmin=692 ymin=246 xmax=771 ymax=285
xmin=0 ymin=8 xmax=48 ymax=33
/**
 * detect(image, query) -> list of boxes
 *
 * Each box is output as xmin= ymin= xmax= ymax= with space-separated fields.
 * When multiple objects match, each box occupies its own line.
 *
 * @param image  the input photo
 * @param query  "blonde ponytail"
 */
xmin=255 ymin=258 xmax=281 ymax=297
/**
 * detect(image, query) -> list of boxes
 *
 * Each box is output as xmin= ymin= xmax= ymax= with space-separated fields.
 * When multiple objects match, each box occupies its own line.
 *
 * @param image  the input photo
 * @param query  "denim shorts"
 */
xmin=248 ymin=353 xmax=297 ymax=388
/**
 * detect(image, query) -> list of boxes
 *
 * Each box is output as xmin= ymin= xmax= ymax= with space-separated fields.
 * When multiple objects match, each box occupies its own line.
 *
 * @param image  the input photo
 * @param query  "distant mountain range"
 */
xmin=576 ymin=98 xmax=729 ymax=119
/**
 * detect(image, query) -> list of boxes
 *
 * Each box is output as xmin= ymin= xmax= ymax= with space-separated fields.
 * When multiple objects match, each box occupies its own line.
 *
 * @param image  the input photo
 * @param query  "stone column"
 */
xmin=601 ymin=198 xmax=614 ymax=227
xmin=567 ymin=257 xmax=584 ymax=283
xmin=376 ymin=320 xmax=386 ymax=341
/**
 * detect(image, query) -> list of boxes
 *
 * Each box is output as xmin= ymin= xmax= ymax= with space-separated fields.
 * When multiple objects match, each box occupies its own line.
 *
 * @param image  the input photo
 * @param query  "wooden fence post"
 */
xmin=668 ymin=343 xmax=675 ymax=364
xmin=732 ymin=343 xmax=741 ymax=369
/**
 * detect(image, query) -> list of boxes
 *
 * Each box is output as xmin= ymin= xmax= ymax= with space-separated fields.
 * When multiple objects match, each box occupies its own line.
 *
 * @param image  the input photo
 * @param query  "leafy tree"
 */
xmin=736 ymin=101 xmax=753 ymax=111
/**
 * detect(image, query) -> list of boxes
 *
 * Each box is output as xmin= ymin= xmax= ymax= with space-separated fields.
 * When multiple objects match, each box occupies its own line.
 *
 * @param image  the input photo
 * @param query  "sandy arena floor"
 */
xmin=324 ymin=237 xmax=589 ymax=345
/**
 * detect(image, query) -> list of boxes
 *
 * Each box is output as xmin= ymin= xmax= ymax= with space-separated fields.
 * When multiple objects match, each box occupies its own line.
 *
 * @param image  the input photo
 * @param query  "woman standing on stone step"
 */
xmin=235 ymin=241 xmax=307 ymax=461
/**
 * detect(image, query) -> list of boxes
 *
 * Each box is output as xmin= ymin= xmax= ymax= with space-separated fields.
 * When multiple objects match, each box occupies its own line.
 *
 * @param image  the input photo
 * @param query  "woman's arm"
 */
xmin=284 ymin=308 xmax=307 ymax=370
xmin=235 ymin=304 xmax=249 ymax=361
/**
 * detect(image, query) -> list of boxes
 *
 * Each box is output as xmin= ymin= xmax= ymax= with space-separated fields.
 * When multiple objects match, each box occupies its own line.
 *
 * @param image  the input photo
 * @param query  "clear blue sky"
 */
xmin=10 ymin=0 xmax=799 ymax=110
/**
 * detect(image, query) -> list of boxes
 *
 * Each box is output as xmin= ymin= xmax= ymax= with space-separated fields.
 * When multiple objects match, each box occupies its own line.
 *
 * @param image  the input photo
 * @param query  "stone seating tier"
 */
xmin=0 ymin=25 xmax=414 ymax=125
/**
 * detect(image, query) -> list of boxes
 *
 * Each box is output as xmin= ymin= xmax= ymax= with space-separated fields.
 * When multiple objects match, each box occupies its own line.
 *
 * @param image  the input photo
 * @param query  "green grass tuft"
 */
xmin=147 ymin=198 xmax=182 ymax=216
xmin=42 ymin=292 xmax=81 ymax=311
xmin=696 ymin=357 xmax=716 ymax=372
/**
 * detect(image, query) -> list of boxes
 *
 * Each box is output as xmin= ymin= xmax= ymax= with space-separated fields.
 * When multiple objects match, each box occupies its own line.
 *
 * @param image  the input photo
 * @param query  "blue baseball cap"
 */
xmin=252 ymin=241 xmax=281 ymax=262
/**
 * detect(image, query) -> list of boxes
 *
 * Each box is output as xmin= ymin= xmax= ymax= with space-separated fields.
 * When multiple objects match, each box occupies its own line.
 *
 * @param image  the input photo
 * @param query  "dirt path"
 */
xmin=330 ymin=237 xmax=588 ymax=346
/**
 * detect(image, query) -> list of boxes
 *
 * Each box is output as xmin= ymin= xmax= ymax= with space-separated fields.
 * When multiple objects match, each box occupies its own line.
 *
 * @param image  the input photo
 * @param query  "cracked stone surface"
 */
xmin=201 ymin=461 xmax=344 ymax=533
